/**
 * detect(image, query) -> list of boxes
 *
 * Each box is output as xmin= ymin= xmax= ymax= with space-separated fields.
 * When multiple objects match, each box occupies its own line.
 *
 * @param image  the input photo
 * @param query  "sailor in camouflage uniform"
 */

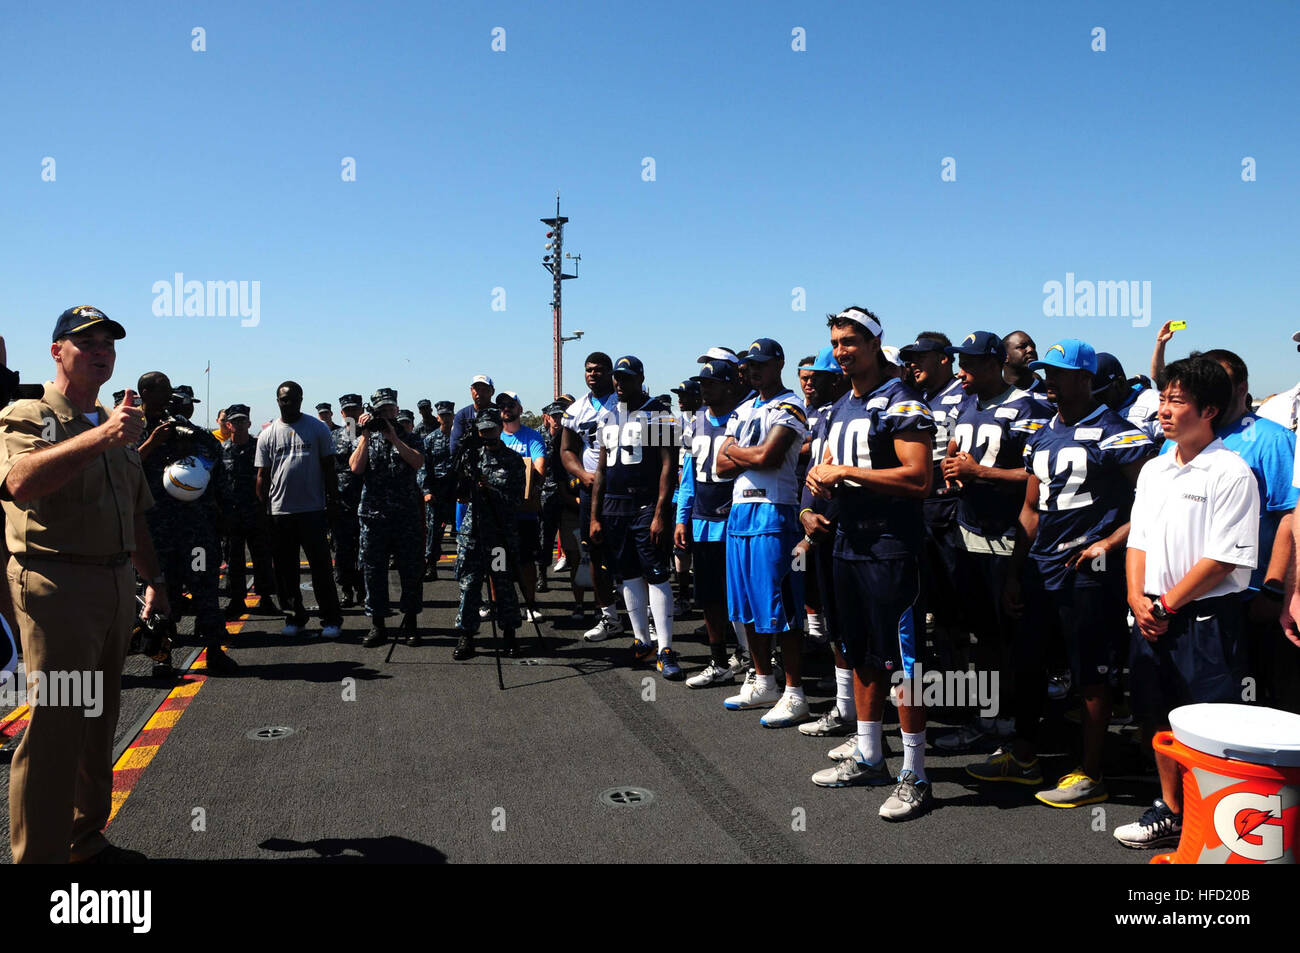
xmin=219 ymin=404 xmax=278 ymax=618
xmin=353 ymin=389 xmax=425 ymax=647
xmin=330 ymin=394 xmax=366 ymax=607
xmin=421 ymin=400 xmax=457 ymax=579
xmin=452 ymin=407 xmax=526 ymax=660
xmin=135 ymin=371 xmax=235 ymax=673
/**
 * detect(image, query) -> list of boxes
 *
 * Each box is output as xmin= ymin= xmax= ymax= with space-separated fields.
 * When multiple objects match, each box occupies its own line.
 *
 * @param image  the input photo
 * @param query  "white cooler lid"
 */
xmin=1169 ymin=704 xmax=1300 ymax=767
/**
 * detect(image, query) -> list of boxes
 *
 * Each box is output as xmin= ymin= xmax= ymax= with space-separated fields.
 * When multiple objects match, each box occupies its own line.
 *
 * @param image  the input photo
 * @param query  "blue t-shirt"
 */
xmin=502 ymin=424 xmax=546 ymax=521
xmin=1159 ymin=412 xmax=1298 ymax=589
xmin=1023 ymin=405 xmax=1153 ymax=589
xmin=819 ymin=378 xmax=935 ymax=559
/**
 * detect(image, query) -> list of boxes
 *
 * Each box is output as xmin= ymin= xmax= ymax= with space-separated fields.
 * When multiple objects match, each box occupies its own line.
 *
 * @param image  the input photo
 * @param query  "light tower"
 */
xmin=541 ymin=194 xmax=580 ymax=399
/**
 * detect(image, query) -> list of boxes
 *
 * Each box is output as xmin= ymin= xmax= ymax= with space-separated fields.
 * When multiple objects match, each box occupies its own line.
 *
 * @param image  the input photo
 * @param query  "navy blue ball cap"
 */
xmin=613 ymin=355 xmax=645 ymax=377
xmin=670 ymin=379 xmax=702 ymax=397
xmin=53 ymin=305 xmax=125 ymax=343
xmin=898 ymin=338 xmax=948 ymax=359
xmin=1091 ymin=353 xmax=1127 ymax=393
xmin=691 ymin=360 xmax=739 ymax=384
xmin=744 ymin=338 xmax=785 ymax=363
xmin=944 ymin=331 xmax=1006 ymax=361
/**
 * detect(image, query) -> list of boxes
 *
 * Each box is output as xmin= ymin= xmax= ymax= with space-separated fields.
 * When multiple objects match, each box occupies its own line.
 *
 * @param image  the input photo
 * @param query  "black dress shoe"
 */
xmin=535 ymin=576 xmax=549 ymax=593
xmin=452 ymin=632 xmax=475 ymax=660
xmin=401 ymin=612 xmax=420 ymax=645
xmin=223 ymin=601 xmax=246 ymax=620
xmin=422 ymin=563 xmax=437 ymax=581
xmin=363 ymin=624 xmax=388 ymax=648
xmin=205 ymin=647 xmax=238 ymax=675
xmin=501 ymin=629 xmax=522 ymax=659
xmin=339 ymin=589 xmax=356 ymax=608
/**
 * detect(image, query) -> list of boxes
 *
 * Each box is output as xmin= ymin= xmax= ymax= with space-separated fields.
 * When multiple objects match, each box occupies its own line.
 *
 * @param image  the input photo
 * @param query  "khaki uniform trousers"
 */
xmin=6 ymin=555 xmax=134 ymax=863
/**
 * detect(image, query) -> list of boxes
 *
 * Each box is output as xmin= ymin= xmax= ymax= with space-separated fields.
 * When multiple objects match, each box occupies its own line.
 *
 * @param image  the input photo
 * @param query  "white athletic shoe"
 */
xmin=723 ymin=672 xmax=782 ymax=710
xmin=799 ymin=708 xmax=855 ymax=737
xmin=479 ymin=605 xmax=493 ymax=620
xmin=321 ymin=625 xmax=342 ymax=640
xmin=760 ymin=693 xmax=810 ymax=728
xmin=524 ymin=608 xmax=544 ymax=623
xmin=828 ymin=738 xmax=860 ymax=761
xmin=583 ymin=616 xmax=623 ymax=642
xmin=685 ymin=661 xmax=737 ymax=688
xmin=554 ymin=555 xmax=569 ymax=572
xmin=935 ymin=723 xmax=990 ymax=752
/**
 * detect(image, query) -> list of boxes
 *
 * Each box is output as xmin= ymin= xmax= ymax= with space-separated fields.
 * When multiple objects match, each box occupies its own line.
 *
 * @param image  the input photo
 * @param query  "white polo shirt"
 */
xmin=1128 ymin=438 xmax=1258 ymax=598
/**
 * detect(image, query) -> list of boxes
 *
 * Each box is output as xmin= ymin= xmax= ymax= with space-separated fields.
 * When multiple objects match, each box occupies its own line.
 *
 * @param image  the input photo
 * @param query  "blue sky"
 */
xmin=3 ymin=1 xmax=1298 ymax=425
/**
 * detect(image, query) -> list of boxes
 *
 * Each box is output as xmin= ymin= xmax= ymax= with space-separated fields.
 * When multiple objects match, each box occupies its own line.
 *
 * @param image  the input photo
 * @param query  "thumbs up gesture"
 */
xmin=102 ymin=389 xmax=145 ymax=448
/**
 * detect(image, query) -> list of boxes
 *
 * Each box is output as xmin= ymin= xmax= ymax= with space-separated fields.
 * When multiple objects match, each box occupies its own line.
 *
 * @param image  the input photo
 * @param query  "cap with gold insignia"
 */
xmin=53 ymin=305 xmax=126 ymax=343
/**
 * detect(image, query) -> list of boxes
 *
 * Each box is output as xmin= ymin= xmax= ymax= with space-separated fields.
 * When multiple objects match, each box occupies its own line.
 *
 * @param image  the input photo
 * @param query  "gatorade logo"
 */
xmin=1212 ymin=791 xmax=1285 ymax=862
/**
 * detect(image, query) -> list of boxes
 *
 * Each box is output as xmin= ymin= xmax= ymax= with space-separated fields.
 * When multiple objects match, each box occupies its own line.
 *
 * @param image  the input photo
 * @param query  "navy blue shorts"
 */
xmin=1022 ymin=566 xmax=1127 ymax=688
xmin=603 ymin=504 xmax=670 ymax=584
xmin=1128 ymin=594 xmax=1247 ymax=723
xmin=833 ymin=553 xmax=920 ymax=678
xmin=921 ymin=495 xmax=963 ymax=627
xmin=956 ymin=544 xmax=1012 ymax=643
xmin=692 ymin=538 xmax=727 ymax=606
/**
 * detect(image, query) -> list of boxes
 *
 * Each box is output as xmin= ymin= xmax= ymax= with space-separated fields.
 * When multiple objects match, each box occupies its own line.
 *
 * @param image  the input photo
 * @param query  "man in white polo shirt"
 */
xmin=1114 ymin=357 xmax=1258 ymax=850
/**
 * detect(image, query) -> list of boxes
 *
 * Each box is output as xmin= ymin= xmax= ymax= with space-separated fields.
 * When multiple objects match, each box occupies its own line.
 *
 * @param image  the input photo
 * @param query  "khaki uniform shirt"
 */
xmin=0 ymin=383 xmax=153 ymax=556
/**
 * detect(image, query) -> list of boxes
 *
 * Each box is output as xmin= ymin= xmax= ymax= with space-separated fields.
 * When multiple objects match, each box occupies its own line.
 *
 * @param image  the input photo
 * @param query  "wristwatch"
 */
xmin=1149 ymin=594 xmax=1175 ymax=621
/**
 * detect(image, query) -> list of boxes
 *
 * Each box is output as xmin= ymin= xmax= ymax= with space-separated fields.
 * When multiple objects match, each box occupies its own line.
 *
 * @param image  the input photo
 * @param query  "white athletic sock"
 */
xmin=621 ymin=579 xmax=650 ymax=643
xmin=857 ymin=720 xmax=883 ymax=765
xmin=754 ymin=673 xmax=777 ymax=695
xmin=732 ymin=620 xmax=750 ymax=654
xmin=783 ymin=684 xmax=806 ymax=703
xmin=602 ymin=602 xmax=618 ymax=622
xmin=901 ymin=729 xmax=928 ymax=783
xmin=647 ymin=580 xmax=674 ymax=650
xmin=835 ymin=666 xmax=855 ymax=721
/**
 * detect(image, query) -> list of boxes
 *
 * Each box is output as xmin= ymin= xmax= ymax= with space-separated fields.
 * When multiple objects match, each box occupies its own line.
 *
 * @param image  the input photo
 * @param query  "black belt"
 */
xmin=17 ymin=551 xmax=131 ymax=567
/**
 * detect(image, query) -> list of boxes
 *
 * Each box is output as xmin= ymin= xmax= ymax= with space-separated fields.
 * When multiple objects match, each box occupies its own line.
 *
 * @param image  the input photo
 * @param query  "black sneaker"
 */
xmin=363 ymin=624 xmax=388 ymax=648
xmin=502 ymin=629 xmax=522 ymax=658
xmin=204 ymin=647 xmax=238 ymax=675
xmin=453 ymin=632 xmax=475 ymax=660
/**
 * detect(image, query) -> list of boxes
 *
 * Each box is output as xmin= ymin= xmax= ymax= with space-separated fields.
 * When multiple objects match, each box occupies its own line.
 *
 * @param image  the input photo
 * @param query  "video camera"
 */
xmin=130 ymin=596 xmax=175 ymax=664
xmin=0 ymin=363 xmax=45 ymax=406
xmin=361 ymin=404 xmax=387 ymax=433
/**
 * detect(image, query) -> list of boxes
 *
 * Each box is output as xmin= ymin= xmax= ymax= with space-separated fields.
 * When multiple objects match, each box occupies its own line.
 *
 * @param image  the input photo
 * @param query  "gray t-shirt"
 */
xmin=254 ymin=415 xmax=333 ymax=515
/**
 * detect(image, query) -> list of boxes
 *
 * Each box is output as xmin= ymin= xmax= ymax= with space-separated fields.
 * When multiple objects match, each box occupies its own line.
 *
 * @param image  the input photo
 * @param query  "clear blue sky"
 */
xmin=3 ymin=1 xmax=1297 ymax=425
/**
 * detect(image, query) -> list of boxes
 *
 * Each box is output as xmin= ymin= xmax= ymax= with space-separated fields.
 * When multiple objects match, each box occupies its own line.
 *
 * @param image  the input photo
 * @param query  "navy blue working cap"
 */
xmin=172 ymin=384 xmax=200 ymax=403
xmin=339 ymin=393 xmax=364 ymax=410
xmin=52 ymin=305 xmax=125 ymax=343
xmin=691 ymin=360 xmax=740 ymax=384
xmin=944 ymin=331 xmax=1006 ymax=361
xmin=226 ymin=403 xmax=251 ymax=420
xmin=744 ymin=339 xmax=785 ymax=363
xmin=417 ymin=398 xmax=432 ymax=410
xmin=315 ymin=402 xmax=332 ymax=412
xmin=370 ymin=387 xmax=398 ymax=408
xmin=434 ymin=400 xmax=455 ymax=414
xmin=475 ymin=406 xmax=503 ymax=430
xmin=613 ymin=355 xmax=645 ymax=377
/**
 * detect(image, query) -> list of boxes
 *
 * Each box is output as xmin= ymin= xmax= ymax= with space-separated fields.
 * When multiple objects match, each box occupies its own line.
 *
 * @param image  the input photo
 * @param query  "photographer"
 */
xmin=0 ymin=305 xmax=168 ymax=863
xmin=137 ymin=370 xmax=235 ymax=673
xmin=331 ymin=394 xmax=366 ymax=607
xmin=452 ymin=407 xmax=526 ymax=660
xmin=420 ymin=400 xmax=456 ymax=580
xmin=351 ymin=388 xmax=425 ymax=647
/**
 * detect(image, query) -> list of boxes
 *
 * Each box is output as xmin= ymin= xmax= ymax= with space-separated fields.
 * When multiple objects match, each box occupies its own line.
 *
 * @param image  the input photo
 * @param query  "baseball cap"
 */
xmin=1091 ymin=353 xmax=1127 ymax=392
xmin=397 ymin=409 xmax=414 ymax=423
xmin=475 ymin=407 xmax=503 ymax=430
xmin=558 ymin=393 xmax=576 ymax=404
xmin=670 ymin=379 xmax=702 ymax=398
xmin=339 ymin=393 xmax=363 ymax=410
xmin=696 ymin=346 xmax=740 ymax=365
xmin=52 ymin=305 xmax=126 ymax=343
xmin=613 ymin=355 xmax=645 ymax=377
xmin=495 ymin=390 xmax=521 ymax=407
xmin=691 ymin=359 xmax=739 ymax=384
xmin=417 ymin=398 xmax=432 ymax=411
xmin=434 ymin=400 xmax=455 ymax=414
xmin=808 ymin=345 xmax=843 ymax=375
xmin=315 ymin=402 xmax=332 ymax=412
xmin=111 ymin=390 xmax=125 ymax=406
xmin=744 ymin=339 xmax=785 ymax=363
xmin=225 ymin=403 xmax=251 ymax=420
xmin=470 ymin=375 xmax=494 ymax=389
xmin=1029 ymin=339 xmax=1097 ymax=375
xmin=370 ymin=387 xmax=398 ymax=409
xmin=898 ymin=337 xmax=948 ymax=359
xmin=945 ymin=331 xmax=1007 ymax=361
xmin=881 ymin=346 xmax=904 ymax=368
xmin=172 ymin=384 xmax=200 ymax=404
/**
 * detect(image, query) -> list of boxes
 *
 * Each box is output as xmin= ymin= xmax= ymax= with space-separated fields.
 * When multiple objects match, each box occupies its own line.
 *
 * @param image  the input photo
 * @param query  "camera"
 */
xmin=362 ymin=404 xmax=387 ymax=432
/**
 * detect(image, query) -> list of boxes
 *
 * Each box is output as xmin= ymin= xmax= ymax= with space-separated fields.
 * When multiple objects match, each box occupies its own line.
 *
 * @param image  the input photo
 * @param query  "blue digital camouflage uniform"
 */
xmin=359 ymin=428 xmax=423 ymax=619
xmin=455 ymin=442 xmax=526 ymax=632
xmin=141 ymin=415 xmax=227 ymax=647
xmin=219 ymin=437 xmax=276 ymax=603
xmin=422 ymin=427 xmax=456 ymax=562
xmin=331 ymin=423 xmax=365 ymax=600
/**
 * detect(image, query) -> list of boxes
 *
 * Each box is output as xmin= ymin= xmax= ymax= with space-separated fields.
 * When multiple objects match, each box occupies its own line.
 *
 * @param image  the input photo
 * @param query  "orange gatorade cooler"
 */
xmin=1151 ymin=704 xmax=1300 ymax=864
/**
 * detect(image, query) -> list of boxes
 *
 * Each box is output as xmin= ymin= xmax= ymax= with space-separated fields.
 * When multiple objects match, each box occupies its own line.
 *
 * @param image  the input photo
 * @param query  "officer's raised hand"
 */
xmin=101 ymin=389 xmax=146 ymax=448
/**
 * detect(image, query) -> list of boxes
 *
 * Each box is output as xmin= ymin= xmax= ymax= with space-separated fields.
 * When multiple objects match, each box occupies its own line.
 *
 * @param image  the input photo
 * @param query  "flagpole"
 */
xmin=205 ymin=361 xmax=211 ymax=427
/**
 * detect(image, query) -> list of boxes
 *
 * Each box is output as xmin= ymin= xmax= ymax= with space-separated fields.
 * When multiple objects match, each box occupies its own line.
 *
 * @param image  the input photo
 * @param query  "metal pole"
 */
xmin=553 ymin=195 xmax=563 ymax=399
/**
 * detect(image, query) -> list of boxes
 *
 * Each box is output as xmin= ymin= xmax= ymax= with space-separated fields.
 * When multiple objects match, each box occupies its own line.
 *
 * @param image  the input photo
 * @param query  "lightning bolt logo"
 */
xmin=1234 ymin=807 xmax=1276 ymax=841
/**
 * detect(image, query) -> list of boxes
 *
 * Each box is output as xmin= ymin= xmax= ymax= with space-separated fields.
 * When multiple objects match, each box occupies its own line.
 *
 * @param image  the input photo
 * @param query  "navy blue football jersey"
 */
xmin=596 ymin=396 xmax=678 ymax=514
xmin=1023 ymin=405 xmax=1153 ymax=588
xmin=949 ymin=385 xmax=1054 ymax=538
xmin=684 ymin=408 xmax=735 ymax=522
xmin=818 ymin=379 xmax=935 ymax=558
